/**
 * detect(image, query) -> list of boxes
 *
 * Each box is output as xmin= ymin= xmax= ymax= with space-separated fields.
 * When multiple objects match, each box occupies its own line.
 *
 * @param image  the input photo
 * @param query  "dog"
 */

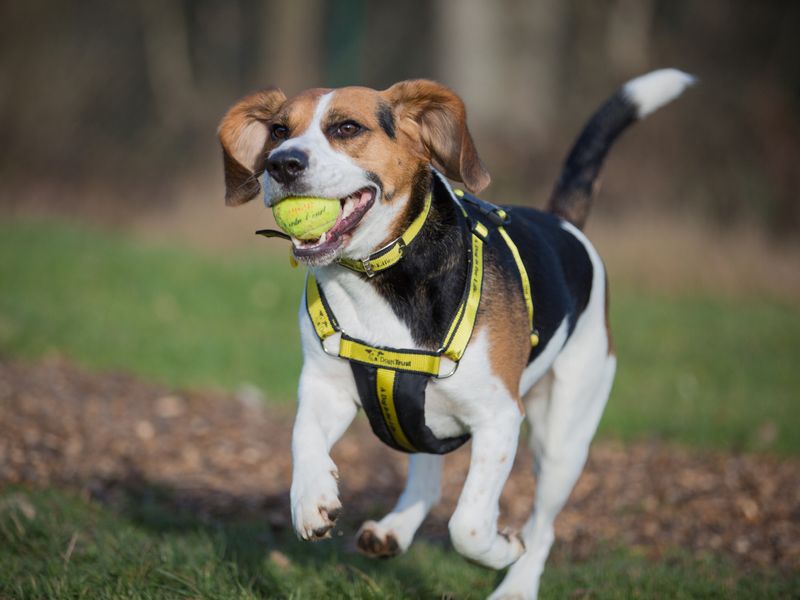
xmin=218 ymin=68 xmax=694 ymax=599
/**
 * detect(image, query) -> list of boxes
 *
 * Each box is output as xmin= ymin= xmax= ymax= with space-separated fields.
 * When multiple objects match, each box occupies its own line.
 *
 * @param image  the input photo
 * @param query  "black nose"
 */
xmin=266 ymin=149 xmax=308 ymax=185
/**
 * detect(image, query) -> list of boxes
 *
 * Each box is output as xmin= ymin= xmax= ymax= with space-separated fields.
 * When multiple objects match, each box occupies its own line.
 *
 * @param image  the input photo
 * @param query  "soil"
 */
xmin=1 ymin=358 xmax=797 ymax=572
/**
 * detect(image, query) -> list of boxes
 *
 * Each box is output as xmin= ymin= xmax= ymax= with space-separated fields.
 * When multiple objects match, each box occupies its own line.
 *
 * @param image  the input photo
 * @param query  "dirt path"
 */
xmin=1 ymin=358 xmax=797 ymax=572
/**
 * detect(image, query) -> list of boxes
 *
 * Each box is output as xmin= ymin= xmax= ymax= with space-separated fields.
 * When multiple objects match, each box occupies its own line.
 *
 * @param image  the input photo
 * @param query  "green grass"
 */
xmin=1 ymin=486 xmax=796 ymax=599
xmin=0 ymin=220 xmax=305 ymax=399
xmin=605 ymin=289 xmax=800 ymax=454
xmin=1 ymin=218 xmax=799 ymax=453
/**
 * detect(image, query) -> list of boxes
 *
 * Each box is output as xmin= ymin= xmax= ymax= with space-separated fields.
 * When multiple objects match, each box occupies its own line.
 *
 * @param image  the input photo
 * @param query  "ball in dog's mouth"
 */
xmin=291 ymin=187 xmax=376 ymax=260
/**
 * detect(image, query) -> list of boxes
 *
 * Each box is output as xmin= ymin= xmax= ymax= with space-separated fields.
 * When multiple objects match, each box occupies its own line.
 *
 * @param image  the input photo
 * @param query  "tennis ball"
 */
xmin=272 ymin=197 xmax=341 ymax=240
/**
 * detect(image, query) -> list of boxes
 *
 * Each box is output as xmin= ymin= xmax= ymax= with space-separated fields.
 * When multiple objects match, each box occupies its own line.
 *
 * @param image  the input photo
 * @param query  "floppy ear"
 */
xmin=217 ymin=88 xmax=287 ymax=206
xmin=384 ymin=80 xmax=490 ymax=193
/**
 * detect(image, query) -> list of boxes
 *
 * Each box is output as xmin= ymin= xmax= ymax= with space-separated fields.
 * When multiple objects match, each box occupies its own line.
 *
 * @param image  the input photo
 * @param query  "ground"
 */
xmin=1 ymin=358 xmax=798 ymax=598
xmin=1 ymin=217 xmax=799 ymax=598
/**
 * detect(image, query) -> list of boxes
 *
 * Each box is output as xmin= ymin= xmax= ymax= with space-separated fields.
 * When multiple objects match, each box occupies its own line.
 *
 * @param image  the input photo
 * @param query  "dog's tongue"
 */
xmin=326 ymin=188 xmax=375 ymax=239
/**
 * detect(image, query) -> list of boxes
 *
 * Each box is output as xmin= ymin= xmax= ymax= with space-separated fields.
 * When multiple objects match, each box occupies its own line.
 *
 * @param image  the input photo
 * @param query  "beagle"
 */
xmin=218 ymin=69 xmax=694 ymax=599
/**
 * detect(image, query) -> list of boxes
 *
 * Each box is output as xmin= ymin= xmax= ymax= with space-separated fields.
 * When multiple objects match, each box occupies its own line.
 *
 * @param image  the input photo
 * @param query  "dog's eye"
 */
xmin=332 ymin=121 xmax=363 ymax=139
xmin=270 ymin=124 xmax=290 ymax=141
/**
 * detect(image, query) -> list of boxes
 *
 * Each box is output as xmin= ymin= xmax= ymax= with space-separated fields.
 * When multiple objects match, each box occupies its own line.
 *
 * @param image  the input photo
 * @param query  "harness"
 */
xmin=302 ymin=185 xmax=538 ymax=454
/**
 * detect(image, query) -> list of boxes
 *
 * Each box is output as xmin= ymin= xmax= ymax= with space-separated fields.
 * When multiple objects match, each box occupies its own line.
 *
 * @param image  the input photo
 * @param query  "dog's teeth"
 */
xmin=342 ymin=200 xmax=355 ymax=218
xmin=319 ymin=231 xmax=328 ymax=244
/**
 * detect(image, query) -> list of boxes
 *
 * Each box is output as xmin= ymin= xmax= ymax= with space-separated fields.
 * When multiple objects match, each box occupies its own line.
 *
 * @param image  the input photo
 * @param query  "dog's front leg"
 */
xmin=448 ymin=404 xmax=525 ymax=569
xmin=290 ymin=362 xmax=357 ymax=541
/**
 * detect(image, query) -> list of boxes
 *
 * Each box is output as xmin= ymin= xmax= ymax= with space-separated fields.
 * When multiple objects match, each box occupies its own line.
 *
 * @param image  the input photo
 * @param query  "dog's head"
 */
xmin=218 ymin=81 xmax=490 ymax=265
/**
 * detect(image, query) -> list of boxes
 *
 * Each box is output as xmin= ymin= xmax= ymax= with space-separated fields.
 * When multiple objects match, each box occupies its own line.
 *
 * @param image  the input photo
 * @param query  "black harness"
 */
xmin=302 ymin=186 xmax=537 ymax=454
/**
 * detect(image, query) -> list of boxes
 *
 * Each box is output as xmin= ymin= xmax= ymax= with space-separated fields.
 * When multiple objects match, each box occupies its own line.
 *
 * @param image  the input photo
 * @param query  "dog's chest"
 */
xmin=315 ymin=270 xmax=416 ymax=348
xmin=312 ymin=269 xmax=485 ymax=438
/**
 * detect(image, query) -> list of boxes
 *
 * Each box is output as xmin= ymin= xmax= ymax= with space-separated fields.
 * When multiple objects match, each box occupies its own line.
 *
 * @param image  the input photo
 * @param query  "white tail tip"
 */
xmin=623 ymin=68 xmax=697 ymax=118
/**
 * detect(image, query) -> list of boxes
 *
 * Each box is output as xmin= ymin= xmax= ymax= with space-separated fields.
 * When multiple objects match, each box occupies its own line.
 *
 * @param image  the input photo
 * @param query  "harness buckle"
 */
xmin=361 ymin=257 xmax=375 ymax=278
xmin=434 ymin=356 xmax=459 ymax=379
xmin=470 ymin=219 xmax=489 ymax=241
xmin=360 ymin=237 xmax=405 ymax=277
xmin=488 ymin=208 xmax=509 ymax=226
xmin=320 ymin=331 xmax=343 ymax=356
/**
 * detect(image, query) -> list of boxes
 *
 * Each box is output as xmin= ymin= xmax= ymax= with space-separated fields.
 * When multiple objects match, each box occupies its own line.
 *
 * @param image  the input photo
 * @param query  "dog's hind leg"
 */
xmin=489 ymin=342 xmax=616 ymax=599
xmin=356 ymin=453 xmax=443 ymax=558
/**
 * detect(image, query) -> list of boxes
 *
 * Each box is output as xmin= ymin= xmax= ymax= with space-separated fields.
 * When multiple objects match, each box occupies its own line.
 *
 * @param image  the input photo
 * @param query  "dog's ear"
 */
xmin=384 ymin=80 xmax=490 ymax=193
xmin=217 ymin=88 xmax=287 ymax=206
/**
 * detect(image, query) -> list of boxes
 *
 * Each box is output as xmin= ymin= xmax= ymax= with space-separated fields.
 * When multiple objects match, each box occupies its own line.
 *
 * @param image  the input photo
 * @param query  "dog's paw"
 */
xmin=451 ymin=522 xmax=526 ymax=569
xmin=291 ymin=466 xmax=342 ymax=541
xmin=499 ymin=527 xmax=526 ymax=555
xmin=356 ymin=521 xmax=403 ymax=558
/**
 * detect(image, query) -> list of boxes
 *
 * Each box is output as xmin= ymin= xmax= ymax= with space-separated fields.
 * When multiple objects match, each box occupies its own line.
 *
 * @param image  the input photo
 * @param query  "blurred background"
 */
xmin=1 ymin=2 xmax=800 ymax=596
xmin=2 ymin=0 xmax=799 ymax=240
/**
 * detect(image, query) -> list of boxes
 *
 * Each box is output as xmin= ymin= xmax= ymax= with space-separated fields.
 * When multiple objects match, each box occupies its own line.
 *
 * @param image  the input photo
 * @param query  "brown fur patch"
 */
xmin=325 ymin=88 xmax=427 ymax=206
xmin=478 ymin=258 xmax=530 ymax=412
xmin=272 ymin=88 xmax=330 ymax=139
xmin=217 ymin=88 xmax=287 ymax=206
xmin=383 ymin=80 xmax=490 ymax=194
xmin=314 ymin=83 xmax=491 ymax=249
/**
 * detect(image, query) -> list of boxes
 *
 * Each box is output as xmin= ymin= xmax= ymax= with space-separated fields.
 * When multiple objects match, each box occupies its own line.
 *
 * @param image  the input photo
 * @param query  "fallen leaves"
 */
xmin=0 ymin=358 xmax=797 ymax=572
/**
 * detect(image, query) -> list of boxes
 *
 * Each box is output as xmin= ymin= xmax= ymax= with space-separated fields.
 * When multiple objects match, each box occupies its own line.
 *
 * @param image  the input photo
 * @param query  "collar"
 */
xmin=336 ymin=192 xmax=432 ymax=277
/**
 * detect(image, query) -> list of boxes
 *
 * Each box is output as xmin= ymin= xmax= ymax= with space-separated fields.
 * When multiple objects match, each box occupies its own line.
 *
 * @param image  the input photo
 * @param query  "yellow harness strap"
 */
xmin=497 ymin=227 xmax=538 ymax=347
xmin=306 ymin=223 xmax=485 ymax=378
xmin=375 ymin=368 xmax=417 ymax=452
xmin=337 ymin=194 xmax=432 ymax=277
xmin=454 ymin=188 xmax=538 ymax=347
xmin=440 ymin=231 xmax=484 ymax=361
xmin=339 ymin=337 xmax=441 ymax=376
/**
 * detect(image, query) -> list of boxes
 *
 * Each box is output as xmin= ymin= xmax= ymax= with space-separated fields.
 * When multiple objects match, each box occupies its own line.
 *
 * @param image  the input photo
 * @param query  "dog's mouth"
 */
xmin=290 ymin=186 xmax=376 ymax=261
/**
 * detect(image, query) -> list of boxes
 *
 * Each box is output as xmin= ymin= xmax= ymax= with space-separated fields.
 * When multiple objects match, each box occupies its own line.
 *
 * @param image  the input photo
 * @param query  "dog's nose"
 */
xmin=266 ymin=149 xmax=308 ymax=185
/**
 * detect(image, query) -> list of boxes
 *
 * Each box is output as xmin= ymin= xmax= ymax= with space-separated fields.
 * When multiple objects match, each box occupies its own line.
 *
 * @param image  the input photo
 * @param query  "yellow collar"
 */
xmin=337 ymin=193 xmax=432 ymax=277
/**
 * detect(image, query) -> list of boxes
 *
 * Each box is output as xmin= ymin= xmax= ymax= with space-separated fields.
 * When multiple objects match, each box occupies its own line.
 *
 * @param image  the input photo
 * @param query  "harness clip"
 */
xmin=361 ymin=257 xmax=375 ymax=278
xmin=470 ymin=220 xmax=489 ymax=241
xmin=434 ymin=356 xmax=459 ymax=379
xmin=487 ymin=208 xmax=509 ymax=227
xmin=320 ymin=331 xmax=343 ymax=356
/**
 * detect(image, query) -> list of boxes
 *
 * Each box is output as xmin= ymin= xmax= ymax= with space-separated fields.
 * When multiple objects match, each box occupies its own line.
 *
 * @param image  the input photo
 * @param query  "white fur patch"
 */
xmin=623 ymin=68 xmax=696 ymax=118
xmin=265 ymin=92 xmax=369 ymax=205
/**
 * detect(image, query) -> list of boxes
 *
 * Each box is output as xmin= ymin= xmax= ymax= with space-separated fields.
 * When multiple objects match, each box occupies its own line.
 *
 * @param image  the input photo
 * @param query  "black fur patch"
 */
xmin=376 ymin=103 xmax=396 ymax=140
xmin=366 ymin=172 xmax=596 ymax=362
xmin=365 ymin=171 xmax=385 ymax=198
xmin=369 ymin=172 xmax=466 ymax=349
xmin=496 ymin=207 xmax=594 ymax=363
xmin=548 ymin=91 xmax=637 ymax=229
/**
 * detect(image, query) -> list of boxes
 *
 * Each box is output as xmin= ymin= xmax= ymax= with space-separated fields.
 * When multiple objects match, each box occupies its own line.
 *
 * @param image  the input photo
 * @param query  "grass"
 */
xmin=0 ymin=219 xmax=305 ymax=400
xmin=1 ymin=217 xmax=799 ymax=597
xmin=605 ymin=289 xmax=800 ymax=453
xmin=1 ymin=486 xmax=796 ymax=600
xmin=1 ymin=218 xmax=798 ymax=453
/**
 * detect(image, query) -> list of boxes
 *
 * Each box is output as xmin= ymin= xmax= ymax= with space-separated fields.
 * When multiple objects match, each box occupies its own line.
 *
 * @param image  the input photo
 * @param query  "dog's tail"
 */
xmin=547 ymin=68 xmax=696 ymax=230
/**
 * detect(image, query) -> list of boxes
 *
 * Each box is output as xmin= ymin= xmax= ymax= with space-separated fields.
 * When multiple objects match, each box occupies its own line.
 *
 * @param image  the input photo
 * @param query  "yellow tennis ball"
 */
xmin=272 ymin=197 xmax=341 ymax=240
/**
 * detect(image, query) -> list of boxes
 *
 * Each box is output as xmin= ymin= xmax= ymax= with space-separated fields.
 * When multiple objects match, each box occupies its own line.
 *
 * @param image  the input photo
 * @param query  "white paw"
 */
xmin=356 ymin=520 xmax=404 ymax=558
xmin=451 ymin=524 xmax=526 ymax=569
xmin=290 ymin=465 xmax=342 ymax=541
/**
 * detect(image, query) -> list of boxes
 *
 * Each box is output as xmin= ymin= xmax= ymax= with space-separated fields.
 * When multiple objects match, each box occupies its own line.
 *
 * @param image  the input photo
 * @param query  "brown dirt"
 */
xmin=1 ymin=358 xmax=798 ymax=572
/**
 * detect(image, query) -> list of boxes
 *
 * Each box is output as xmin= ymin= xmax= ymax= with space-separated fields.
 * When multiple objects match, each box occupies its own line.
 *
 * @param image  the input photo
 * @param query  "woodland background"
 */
xmin=1 ymin=0 xmax=799 ymax=237
xmin=1 ymin=2 xmax=799 ymax=598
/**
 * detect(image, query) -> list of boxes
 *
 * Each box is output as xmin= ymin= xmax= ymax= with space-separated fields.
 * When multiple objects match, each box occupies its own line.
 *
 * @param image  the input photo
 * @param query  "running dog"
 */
xmin=218 ymin=69 xmax=693 ymax=599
